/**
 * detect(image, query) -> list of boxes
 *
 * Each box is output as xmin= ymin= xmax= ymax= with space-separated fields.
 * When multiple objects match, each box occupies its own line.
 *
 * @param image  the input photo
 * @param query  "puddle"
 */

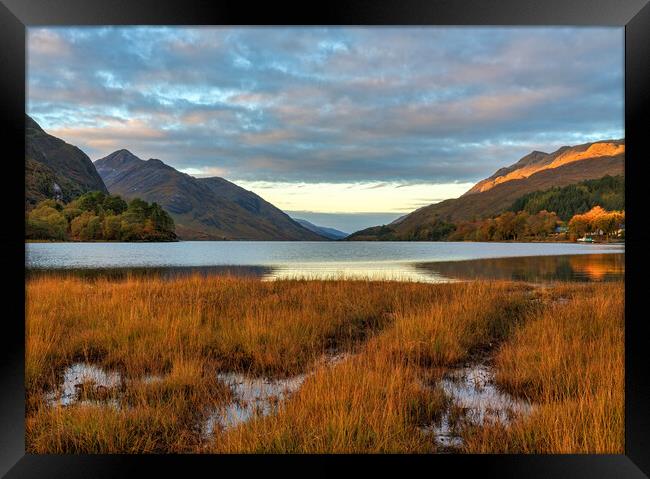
xmin=203 ymin=351 xmax=350 ymax=437
xmin=45 ymin=363 xmax=122 ymax=407
xmin=46 ymin=354 xmax=352 ymax=440
xmin=422 ymin=362 xmax=532 ymax=450
xmin=204 ymin=372 xmax=307 ymax=435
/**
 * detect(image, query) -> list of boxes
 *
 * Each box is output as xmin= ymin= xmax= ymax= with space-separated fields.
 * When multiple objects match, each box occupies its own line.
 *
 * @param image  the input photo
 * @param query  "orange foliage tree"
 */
xmin=568 ymin=206 xmax=624 ymax=241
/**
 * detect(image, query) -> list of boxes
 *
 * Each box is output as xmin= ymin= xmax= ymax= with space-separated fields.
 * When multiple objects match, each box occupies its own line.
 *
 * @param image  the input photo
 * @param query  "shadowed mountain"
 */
xmin=26 ymin=115 xmax=108 ymax=206
xmin=293 ymin=218 xmax=348 ymax=240
xmin=95 ymin=150 xmax=327 ymax=241
xmin=348 ymin=139 xmax=624 ymax=240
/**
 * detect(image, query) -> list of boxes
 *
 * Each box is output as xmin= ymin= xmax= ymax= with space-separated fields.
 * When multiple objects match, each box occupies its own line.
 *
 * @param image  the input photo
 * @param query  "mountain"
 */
xmin=293 ymin=218 xmax=348 ymax=240
xmin=348 ymin=139 xmax=624 ymax=240
xmin=94 ymin=150 xmax=327 ymax=241
xmin=465 ymin=140 xmax=624 ymax=196
xmin=25 ymin=115 xmax=108 ymax=206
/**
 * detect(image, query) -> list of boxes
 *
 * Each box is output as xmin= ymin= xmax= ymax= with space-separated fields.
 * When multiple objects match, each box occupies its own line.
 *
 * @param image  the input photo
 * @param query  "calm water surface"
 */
xmin=26 ymin=241 xmax=624 ymax=282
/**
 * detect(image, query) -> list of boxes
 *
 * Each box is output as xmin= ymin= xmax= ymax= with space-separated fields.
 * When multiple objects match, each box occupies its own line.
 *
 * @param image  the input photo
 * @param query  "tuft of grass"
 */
xmin=26 ymin=274 xmax=622 ymax=453
xmin=463 ymin=282 xmax=624 ymax=453
xmin=212 ymin=281 xmax=531 ymax=453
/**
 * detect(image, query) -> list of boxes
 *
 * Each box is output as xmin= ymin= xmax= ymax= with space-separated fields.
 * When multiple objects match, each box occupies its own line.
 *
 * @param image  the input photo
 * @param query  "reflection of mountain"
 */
xmin=415 ymin=254 xmax=625 ymax=282
xmin=568 ymin=254 xmax=625 ymax=281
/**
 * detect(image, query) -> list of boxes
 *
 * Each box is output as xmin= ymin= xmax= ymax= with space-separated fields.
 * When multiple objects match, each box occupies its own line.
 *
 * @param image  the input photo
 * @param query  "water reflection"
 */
xmin=26 ymin=253 xmax=624 ymax=283
xmin=267 ymin=261 xmax=450 ymax=283
xmin=416 ymin=253 xmax=624 ymax=282
xmin=26 ymin=240 xmax=624 ymax=270
xmin=421 ymin=362 xmax=532 ymax=449
xmin=45 ymin=363 xmax=122 ymax=408
xmin=26 ymin=265 xmax=273 ymax=281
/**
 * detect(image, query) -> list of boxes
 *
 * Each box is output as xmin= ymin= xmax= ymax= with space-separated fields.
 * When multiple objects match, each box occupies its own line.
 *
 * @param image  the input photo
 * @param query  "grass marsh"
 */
xmin=25 ymin=274 xmax=623 ymax=453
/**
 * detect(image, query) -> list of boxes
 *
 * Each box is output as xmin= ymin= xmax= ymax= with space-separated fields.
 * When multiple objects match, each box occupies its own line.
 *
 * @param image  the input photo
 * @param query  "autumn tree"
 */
xmin=70 ymin=211 xmax=101 ymax=241
xmin=26 ymin=201 xmax=67 ymax=240
xmin=568 ymin=206 xmax=624 ymax=241
xmin=27 ymin=192 xmax=176 ymax=242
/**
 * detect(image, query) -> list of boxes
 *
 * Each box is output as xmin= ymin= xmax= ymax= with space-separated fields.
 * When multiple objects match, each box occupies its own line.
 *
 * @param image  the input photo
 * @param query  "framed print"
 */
xmin=1 ymin=0 xmax=649 ymax=477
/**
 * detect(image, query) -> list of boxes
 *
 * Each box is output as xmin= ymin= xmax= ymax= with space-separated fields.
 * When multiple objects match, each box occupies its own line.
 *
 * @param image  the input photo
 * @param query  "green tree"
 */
xmin=26 ymin=203 xmax=67 ymax=240
xmin=120 ymin=220 xmax=144 ymax=241
xmin=102 ymin=195 xmax=128 ymax=215
xmin=509 ymin=175 xmax=624 ymax=221
xmin=26 ymin=191 xmax=176 ymax=242
xmin=148 ymin=202 xmax=175 ymax=235
xmin=61 ymin=205 xmax=83 ymax=222
xmin=123 ymin=198 xmax=149 ymax=223
xmin=513 ymin=211 xmax=530 ymax=240
xmin=71 ymin=211 xmax=102 ymax=241
xmin=76 ymin=191 xmax=107 ymax=215
xmin=102 ymin=215 xmax=122 ymax=240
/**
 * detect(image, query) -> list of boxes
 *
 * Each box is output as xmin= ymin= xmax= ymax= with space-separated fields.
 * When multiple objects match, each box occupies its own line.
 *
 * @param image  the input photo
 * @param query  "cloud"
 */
xmin=177 ymin=166 xmax=229 ymax=177
xmin=28 ymin=29 xmax=72 ymax=57
xmin=235 ymin=180 xmax=474 ymax=214
xmin=27 ymin=26 xmax=624 ymax=189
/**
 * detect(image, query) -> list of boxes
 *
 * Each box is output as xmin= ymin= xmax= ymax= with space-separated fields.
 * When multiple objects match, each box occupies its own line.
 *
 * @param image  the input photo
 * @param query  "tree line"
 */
xmin=446 ymin=206 xmax=624 ymax=242
xmin=26 ymin=191 xmax=176 ymax=241
xmin=509 ymin=175 xmax=624 ymax=221
xmin=567 ymin=206 xmax=624 ymax=241
xmin=412 ymin=175 xmax=625 ymax=242
xmin=447 ymin=210 xmax=560 ymax=241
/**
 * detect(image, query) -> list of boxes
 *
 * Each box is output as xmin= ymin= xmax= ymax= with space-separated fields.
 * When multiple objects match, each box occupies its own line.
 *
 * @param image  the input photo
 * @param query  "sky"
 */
xmin=27 ymin=27 xmax=624 ymax=232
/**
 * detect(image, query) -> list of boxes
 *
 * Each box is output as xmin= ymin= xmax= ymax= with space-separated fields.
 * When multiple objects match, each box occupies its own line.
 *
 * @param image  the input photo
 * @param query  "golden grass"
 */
xmin=26 ymin=274 xmax=441 ymax=387
xmin=213 ymin=281 xmax=530 ymax=453
xmin=463 ymin=282 xmax=624 ymax=453
xmin=25 ymin=274 xmax=623 ymax=454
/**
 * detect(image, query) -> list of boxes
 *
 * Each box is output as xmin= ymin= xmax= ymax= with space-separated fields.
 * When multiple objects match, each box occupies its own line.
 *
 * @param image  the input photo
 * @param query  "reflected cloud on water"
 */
xmin=265 ymin=261 xmax=451 ymax=283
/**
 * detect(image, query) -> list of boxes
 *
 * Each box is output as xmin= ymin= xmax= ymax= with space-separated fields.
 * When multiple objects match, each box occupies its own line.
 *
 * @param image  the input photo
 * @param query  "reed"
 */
xmin=462 ymin=282 xmax=624 ymax=453
xmin=25 ymin=274 xmax=622 ymax=453
xmin=213 ymin=281 xmax=531 ymax=453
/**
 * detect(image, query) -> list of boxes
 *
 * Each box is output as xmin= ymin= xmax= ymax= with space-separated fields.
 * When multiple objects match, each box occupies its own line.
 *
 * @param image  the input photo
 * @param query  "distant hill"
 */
xmin=26 ymin=115 xmax=108 ymax=207
xmin=293 ymin=218 xmax=348 ymax=240
xmin=348 ymin=139 xmax=624 ymax=240
xmin=95 ymin=150 xmax=327 ymax=241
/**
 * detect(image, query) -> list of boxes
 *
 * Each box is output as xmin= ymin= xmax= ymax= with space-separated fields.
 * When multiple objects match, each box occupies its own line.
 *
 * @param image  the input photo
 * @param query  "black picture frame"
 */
xmin=2 ymin=0 xmax=649 ymax=477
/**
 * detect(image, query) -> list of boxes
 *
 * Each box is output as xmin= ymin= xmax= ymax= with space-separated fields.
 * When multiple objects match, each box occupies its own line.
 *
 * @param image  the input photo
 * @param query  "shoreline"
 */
xmin=26 ymin=238 xmax=625 ymax=244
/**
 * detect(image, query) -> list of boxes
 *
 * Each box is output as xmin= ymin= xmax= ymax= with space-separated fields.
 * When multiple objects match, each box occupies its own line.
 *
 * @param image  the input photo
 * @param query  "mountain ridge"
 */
xmin=348 ymin=139 xmax=624 ymax=240
xmin=465 ymin=140 xmax=624 ymax=196
xmin=26 ymin=115 xmax=108 ymax=206
xmin=293 ymin=218 xmax=348 ymax=240
xmin=94 ymin=151 xmax=327 ymax=241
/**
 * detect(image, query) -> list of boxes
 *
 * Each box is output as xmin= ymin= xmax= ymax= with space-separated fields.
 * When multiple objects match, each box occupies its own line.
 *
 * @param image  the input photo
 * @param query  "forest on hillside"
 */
xmin=508 ymin=175 xmax=624 ymax=221
xmin=447 ymin=206 xmax=624 ymax=242
xmin=26 ymin=191 xmax=176 ymax=242
xmin=348 ymin=175 xmax=625 ymax=242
